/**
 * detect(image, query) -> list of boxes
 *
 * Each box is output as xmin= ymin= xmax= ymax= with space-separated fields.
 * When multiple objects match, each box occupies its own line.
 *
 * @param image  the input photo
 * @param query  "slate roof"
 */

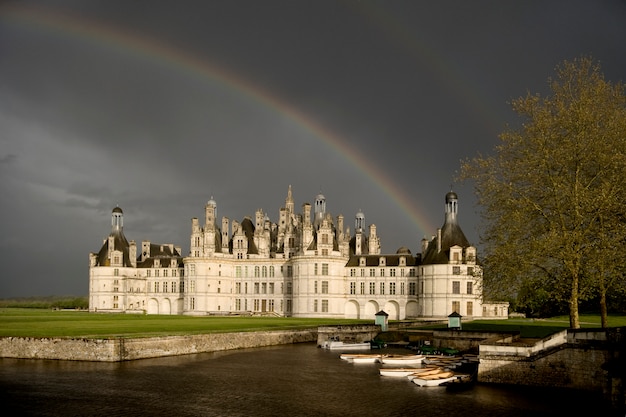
xmin=420 ymin=220 xmax=470 ymax=265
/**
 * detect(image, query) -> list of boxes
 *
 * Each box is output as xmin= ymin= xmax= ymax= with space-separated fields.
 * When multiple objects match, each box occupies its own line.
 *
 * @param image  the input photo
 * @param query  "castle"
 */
xmin=89 ymin=187 xmax=508 ymax=319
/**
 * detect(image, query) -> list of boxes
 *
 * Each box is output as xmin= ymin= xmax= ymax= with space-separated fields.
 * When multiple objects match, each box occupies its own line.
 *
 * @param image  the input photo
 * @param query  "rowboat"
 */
xmin=379 ymin=367 xmax=426 ymax=377
xmin=412 ymin=371 xmax=458 ymax=387
xmin=323 ymin=340 xmax=371 ymax=350
xmin=340 ymin=353 xmax=385 ymax=363
xmin=380 ymin=354 xmax=425 ymax=366
xmin=405 ymin=367 xmax=444 ymax=381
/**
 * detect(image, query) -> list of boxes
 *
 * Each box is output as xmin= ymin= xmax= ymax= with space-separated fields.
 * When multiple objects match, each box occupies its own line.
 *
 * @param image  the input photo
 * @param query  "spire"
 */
xmin=355 ymin=209 xmax=365 ymax=233
xmin=286 ymin=185 xmax=294 ymax=213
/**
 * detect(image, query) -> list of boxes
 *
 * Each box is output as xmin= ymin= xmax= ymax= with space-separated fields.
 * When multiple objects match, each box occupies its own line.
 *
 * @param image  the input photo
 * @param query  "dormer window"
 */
xmin=359 ymin=257 xmax=366 ymax=266
xmin=379 ymin=257 xmax=386 ymax=266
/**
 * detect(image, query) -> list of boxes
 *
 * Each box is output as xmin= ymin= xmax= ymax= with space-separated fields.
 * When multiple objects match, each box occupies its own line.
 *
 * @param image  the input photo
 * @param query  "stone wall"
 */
xmin=478 ymin=329 xmax=611 ymax=392
xmin=0 ymin=330 xmax=317 ymax=362
xmin=316 ymin=325 xmax=380 ymax=346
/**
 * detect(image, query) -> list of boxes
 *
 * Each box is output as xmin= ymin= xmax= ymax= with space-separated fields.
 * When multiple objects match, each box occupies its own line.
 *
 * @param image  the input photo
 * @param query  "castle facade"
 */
xmin=89 ymin=187 xmax=508 ymax=320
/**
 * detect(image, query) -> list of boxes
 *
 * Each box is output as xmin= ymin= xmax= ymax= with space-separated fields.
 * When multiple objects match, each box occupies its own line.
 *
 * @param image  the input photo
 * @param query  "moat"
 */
xmin=0 ymin=343 xmax=610 ymax=417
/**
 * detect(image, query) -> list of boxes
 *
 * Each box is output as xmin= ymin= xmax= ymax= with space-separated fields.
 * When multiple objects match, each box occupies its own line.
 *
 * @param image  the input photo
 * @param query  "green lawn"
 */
xmin=0 ymin=309 xmax=367 ymax=338
xmin=1 ymin=308 xmax=623 ymax=339
xmin=410 ymin=314 xmax=626 ymax=338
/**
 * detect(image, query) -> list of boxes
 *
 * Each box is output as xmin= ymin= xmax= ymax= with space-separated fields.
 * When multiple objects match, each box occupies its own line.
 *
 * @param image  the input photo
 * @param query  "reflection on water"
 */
xmin=0 ymin=343 xmax=609 ymax=416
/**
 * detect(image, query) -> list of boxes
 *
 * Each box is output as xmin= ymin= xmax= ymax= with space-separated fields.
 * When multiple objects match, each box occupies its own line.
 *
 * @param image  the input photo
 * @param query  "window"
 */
xmin=389 ymin=282 xmax=396 ymax=295
xmin=155 ymin=270 xmax=159 ymax=278
xmin=467 ymin=301 xmax=473 ymax=315
xmin=467 ymin=267 xmax=474 ymax=276
xmin=155 ymin=282 xmax=160 ymax=292
xmin=146 ymin=270 xmax=151 ymax=277
xmin=321 ymin=281 xmax=329 ymax=294
xmin=172 ymin=269 xmax=177 ymax=277
xmin=322 ymin=263 xmax=328 ymax=275
xmin=369 ymin=268 xmax=375 ymax=277
xmin=254 ymin=283 xmax=260 ymax=294
xmin=314 ymin=263 xmax=318 ymax=275
xmin=262 ymin=266 xmax=267 ymax=277
xmin=269 ymin=266 xmax=275 ymax=277
xmin=262 ymin=283 xmax=267 ymax=294
xmin=452 ymin=301 xmax=460 ymax=314
xmin=369 ymin=282 xmax=375 ymax=295
xmin=452 ymin=281 xmax=460 ymax=294
xmin=269 ymin=282 xmax=274 ymax=294
xmin=163 ymin=270 xmax=168 ymax=278
xmin=360 ymin=282 xmax=365 ymax=295
xmin=380 ymin=269 xmax=385 ymax=277
xmin=321 ymin=300 xmax=329 ymax=312
xmin=409 ymin=268 xmax=416 ymax=277
xmin=360 ymin=268 xmax=365 ymax=277
xmin=163 ymin=282 xmax=168 ymax=293
xmin=400 ymin=282 xmax=405 ymax=295
xmin=114 ymin=268 xmax=119 ymax=276
xmin=379 ymin=282 xmax=385 ymax=295
xmin=322 ymin=234 xmax=328 ymax=244
xmin=236 ymin=266 xmax=242 ymax=278
xmin=350 ymin=268 xmax=356 ymax=277
xmin=467 ymin=282 xmax=473 ymax=294
xmin=409 ymin=282 xmax=416 ymax=295
xmin=390 ymin=268 xmax=396 ymax=277
xmin=286 ymin=282 xmax=292 ymax=294
xmin=255 ymin=266 xmax=260 ymax=277
xmin=322 ymin=249 xmax=328 ymax=256
xmin=236 ymin=282 xmax=241 ymax=294
xmin=314 ymin=299 xmax=318 ymax=312
xmin=453 ymin=266 xmax=461 ymax=275
xmin=314 ymin=281 xmax=318 ymax=294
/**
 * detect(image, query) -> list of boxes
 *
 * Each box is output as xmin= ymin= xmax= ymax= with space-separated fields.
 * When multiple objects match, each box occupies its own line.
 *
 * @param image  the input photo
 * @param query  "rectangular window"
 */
xmin=369 ymin=282 xmax=376 ymax=295
xmin=350 ymin=268 xmax=356 ymax=277
xmin=254 ymin=283 xmax=260 ymax=294
xmin=379 ymin=282 xmax=385 ymax=295
xmin=314 ymin=263 xmax=318 ymax=275
xmin=262 ymin=283 xmax=267 ymax=294
xmin=390 ymin=268 xmax=396 ymax=277
xmin=114 ymin=268 xmax=119 ymax=276
xmin=369 ymin=268 xmax=376 ymax=277
xmin=409 ymin=282 xmax=416 ymax=296
xmin=155 ymin=270 xmax=159 ymax=278
xmin=163 ymin=270 xmax=168 ymax=278
xmin=409 ymin=268 xmax=415 ymax=277
xmin=400 ymin=282 xmax=405 ymax=295
xmin=322 ymin=263 xmax=329 ymax=275
xmin=467 ymin=282 xmax=473 ymax=295
xmin=322 ymin=281 xmax=329 ymax=294
xmin=236 ymin=266 xmax=242 ymax=278
xmin=380 ymin=269 xmax=385 ymax=277
xmin=269 ymin=282 xmax=274 ymax=294
xmin=314 ymin=281 xmax=318 ymax=294
xmin=321 ymin=300 xmax=328 ymax=312
xmin=360 ymin=268 xmax=365 ymax=277
xmin=350 ymin=282 xmax=356 ymax=295
xmin=314 ymin=299 xmax=318 ymax=312
xmin=453 ymin=266 xmax=461 ymax=275
xmin=467 ymin=267 xmax=474 ymax=276
xmin=146 ymin=270 xmax=151 ymax=277
xmin=360 ymin=282 xmax=365 ymax=295
xmin=452 ymin=281 xmax=460 ymax=294
xmin=163 ymin=282 xmax=168 ymax=293
xmin=236 ymin=282 xmax=241 ymax=294
xmin=452 ymin=301 xmax=460 ymax=314
xmin=389 ymin=282 xmax=396 ymax=295
xmin=467 ymin=301 xmax=473 ymax=316
xmin=155 ymin=282 xmax=160 ymax=292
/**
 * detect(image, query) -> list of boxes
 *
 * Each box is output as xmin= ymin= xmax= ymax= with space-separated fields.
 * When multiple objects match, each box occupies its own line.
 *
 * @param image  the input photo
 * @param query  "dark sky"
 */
xmin=1 ymin=0 xmax=626 ymax=297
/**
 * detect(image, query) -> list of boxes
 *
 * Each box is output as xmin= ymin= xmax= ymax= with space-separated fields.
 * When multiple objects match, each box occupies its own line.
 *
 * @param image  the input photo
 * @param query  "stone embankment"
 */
xmin=0 ymin=329 xmax=316 ymax=362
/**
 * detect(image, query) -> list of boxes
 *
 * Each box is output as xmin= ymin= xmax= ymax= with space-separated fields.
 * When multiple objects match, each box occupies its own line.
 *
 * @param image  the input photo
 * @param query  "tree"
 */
xmin=461 ymin=57 xmax=626 ymax=329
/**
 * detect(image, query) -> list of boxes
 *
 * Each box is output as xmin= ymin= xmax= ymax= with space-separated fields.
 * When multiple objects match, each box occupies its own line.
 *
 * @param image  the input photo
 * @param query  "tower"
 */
xmin=111 ymin=206 xmax=123 ymax=233
xmin=314 ymin=193 xmax=326 ymax=225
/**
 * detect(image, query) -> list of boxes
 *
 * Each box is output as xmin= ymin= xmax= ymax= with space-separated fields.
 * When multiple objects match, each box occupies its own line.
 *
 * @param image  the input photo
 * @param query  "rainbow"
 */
xmin=1 ymin=4 xmax=440 ymax=237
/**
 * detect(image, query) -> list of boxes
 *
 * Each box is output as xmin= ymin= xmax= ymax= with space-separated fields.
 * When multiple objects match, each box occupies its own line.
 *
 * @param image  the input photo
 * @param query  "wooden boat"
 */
xmin=412 ymin=371 xmax=457 ymax=387
xmin=323 ymin=340 xmax=371 ymax=350
xmin=339 ymin=353 xmax=385 ymax=363
xmin=379 ymin=367 xmax=426 ymax=377
xmin=405 ymin=367 xmax=444 ymax=381
xmin=380 ymin=354 xmax=425 ymax=365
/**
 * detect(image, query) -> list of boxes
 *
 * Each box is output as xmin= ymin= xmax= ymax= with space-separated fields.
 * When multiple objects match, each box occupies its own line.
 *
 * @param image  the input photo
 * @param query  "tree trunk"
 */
xmin=570 ymin=274 xmax=580 ymax=329
xmin=600 ymin=289 xmax=608 ymax=328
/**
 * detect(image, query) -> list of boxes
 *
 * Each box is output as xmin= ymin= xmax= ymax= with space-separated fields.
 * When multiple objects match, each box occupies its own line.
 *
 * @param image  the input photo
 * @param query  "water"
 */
xmin=0 ymin=343 xmax=610 ymax=416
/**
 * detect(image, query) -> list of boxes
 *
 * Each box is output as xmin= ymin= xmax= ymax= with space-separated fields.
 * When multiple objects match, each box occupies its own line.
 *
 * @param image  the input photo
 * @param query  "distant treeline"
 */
xmin=0 ymin=296 xmax=88 ymax=309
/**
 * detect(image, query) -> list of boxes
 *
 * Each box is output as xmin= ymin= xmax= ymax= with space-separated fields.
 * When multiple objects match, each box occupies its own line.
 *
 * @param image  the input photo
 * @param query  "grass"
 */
xmin=1 ymin=308 xmax=624 ymax=339
xmin=409 ymin=314 xmax=626 ymax=338
xmin=0 ymin=308 xmax=368 ymax=338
